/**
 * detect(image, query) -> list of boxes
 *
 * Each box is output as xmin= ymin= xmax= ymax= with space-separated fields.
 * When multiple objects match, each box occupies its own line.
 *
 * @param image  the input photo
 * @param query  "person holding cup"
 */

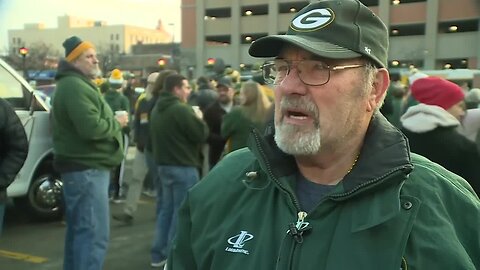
xmin=51 ymin=36 xmax=127 ymax=270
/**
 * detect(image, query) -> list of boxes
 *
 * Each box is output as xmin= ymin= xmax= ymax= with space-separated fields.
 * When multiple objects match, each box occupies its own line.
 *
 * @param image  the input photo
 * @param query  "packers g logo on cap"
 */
xmin=290 ymin=8 xmax=335 ymax=32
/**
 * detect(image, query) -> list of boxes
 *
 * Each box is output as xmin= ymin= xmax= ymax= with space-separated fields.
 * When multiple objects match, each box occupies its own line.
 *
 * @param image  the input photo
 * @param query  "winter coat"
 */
xmin=134 ymin=95 xmax=154 ymax=152
xmin=104 ymin=89 xmax=131 ymax=134
xmin=203 ymin=101 xmax=229 ymax=167
xmin=0 ymin=98 xmax=28 ymax=203
xmin=52 ymin=60 xmax=124 ymax=172
xmin=188 ymin=87 xmax=219 ymax=112
xmin=149 ymin=91 xmax=209 ymax=168
xmin=143 ymin=96 xmax=159 ymax=153
xmin=401 ymin=103 xmax=480 ymax=194
xmin=168 ymin=113 xmax=480 ymax=270
xmin=221 ymin=107 xmax=267 ymax=153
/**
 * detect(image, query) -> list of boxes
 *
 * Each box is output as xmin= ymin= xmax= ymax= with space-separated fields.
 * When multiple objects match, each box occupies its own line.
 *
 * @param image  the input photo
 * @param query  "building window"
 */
xmin=437 ymin=58 xmax=469 ymax=69
xmin=359 ymin=0 xmax=379 ymax=7
xmin=390 ymin=0 xmax=426 ymax=5
xmin=205 ymin=8 xmax=230 ymax=20
xmin=205 ymin=35 xmax=231 ymax=45
xmin=115 ymin=44 xmax=120 ymax=53
xmin=110 ymin=44 xmax=115 ymax=51
xmin=116 ymin=34 xmax=119 ymax=40
xmin=388 ymin=59 xmax=423 ymax=69
xmin=438 ymin=19 xmax=478 ymax=34
xmin=111 ymin=34 xmax=114 ymax=40
xmin=389 ymin=23 xmax=425 ymax=36
xmin=241 ymin=5 xmax=268 ymax=16
xmin=278 ymin=2 xmax=309 ymax=14
xmin=241 ymin=33 xmax=267 ymax=44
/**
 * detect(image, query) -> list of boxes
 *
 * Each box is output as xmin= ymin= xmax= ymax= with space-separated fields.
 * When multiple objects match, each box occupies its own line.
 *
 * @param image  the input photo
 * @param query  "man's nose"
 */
xmin=276 ymin=68 xmax=308 ymax=96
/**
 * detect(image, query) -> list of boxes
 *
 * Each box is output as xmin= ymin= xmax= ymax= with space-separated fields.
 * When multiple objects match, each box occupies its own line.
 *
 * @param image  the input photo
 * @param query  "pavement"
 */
xmin=0 ymin=147 xmax=161 ymax=270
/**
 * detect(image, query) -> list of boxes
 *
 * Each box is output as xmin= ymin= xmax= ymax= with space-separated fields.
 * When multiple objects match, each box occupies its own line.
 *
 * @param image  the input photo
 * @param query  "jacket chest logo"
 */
xmin=225 ymin=231 xmax=254 ymax=255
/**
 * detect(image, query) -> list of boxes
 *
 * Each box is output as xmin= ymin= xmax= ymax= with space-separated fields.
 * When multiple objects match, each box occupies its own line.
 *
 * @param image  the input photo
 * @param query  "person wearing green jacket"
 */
xmin=221 ymin=80 xmax=272 ymax=153
xmin=52 ymin=36 xmax=128 ymax=270
xmin=104 ymin=68 xmax=131 ymax=202
xmin=149 ymin=74 xmax=209 ymax=268
xmin=167 ymin=1 xmax=480 ymax=270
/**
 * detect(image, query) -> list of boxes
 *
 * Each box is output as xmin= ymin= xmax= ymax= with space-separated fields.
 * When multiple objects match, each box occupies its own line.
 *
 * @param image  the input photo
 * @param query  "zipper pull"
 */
xmin=287 ymin=211 xmax=310 ymax=243
xmin=295 ymin=211 xmax=308 ymax=231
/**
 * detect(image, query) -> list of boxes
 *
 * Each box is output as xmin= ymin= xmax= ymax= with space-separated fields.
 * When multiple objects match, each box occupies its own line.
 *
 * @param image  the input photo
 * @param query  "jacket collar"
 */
xmin=249 ymin=113 xmax=413 ymax=196
xmin=248 ymin=113 xmax=414 ymax=230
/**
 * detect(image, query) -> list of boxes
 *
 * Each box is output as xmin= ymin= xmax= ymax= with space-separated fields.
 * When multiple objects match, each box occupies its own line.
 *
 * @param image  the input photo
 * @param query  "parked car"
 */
xmin=35 ymin=84 xmax=56 ymax=109
xmin=0 ymin=59 xmax=63 ymax=220
xmin=33 ymin=90 xmax=52 ymax=109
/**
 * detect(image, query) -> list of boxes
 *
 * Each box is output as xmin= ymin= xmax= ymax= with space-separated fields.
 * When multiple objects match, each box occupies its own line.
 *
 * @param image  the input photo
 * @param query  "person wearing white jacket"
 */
xmin=401 ymin=77 xmax=480 ymax=195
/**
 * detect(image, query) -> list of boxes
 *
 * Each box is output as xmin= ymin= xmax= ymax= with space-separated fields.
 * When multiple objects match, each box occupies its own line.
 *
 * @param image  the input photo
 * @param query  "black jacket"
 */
xmin=203 ymin=102 xmax=228 ymax=167
xmin=0 ymin=98 xmax=28 ymax=203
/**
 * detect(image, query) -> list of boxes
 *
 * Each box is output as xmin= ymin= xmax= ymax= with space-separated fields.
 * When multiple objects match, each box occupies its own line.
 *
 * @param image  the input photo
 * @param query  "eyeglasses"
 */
xmin=261 ymin=59 xmax=365 ymax=86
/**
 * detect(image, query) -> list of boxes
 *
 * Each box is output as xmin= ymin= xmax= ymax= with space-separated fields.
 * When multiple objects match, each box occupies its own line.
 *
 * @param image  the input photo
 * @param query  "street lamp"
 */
xmin=157 ymin=58 xmax=167 ymax=70
xmin=19 ymin=47 xmax=29 ymax=79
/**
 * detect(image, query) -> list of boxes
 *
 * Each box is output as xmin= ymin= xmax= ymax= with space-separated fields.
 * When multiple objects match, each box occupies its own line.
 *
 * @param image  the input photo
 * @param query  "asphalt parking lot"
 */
xmin=0 ymin=147 xmax=160 ymax=270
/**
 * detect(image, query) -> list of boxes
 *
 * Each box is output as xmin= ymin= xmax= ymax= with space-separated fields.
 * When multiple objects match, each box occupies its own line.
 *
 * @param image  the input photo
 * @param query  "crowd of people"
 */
xmin=2 ymin=0 xmax=479 ymax=269
xmin=42 ymin=33 xmax=276 ymax=269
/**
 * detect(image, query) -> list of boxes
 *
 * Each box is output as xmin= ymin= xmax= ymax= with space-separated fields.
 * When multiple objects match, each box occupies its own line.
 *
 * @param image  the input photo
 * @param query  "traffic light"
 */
xmin=19 ymin=47 xmax=29 ymax=57
xmin=157 ymin=58 xmax=167 ymax=67
xmin=207 ymin=58 xmax=216 ymax=66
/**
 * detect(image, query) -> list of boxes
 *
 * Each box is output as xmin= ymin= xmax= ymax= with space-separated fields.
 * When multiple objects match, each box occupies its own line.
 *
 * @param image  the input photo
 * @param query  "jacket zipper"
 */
xmin=251 ymin=131 xmax=302 ymax=210
xmin=252 ymin=131 xmax=311 ymax=270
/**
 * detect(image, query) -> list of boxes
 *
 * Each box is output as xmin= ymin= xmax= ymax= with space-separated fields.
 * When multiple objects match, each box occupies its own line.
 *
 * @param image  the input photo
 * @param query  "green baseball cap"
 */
xmin=249 ymin=0 xmax=389 ymax=68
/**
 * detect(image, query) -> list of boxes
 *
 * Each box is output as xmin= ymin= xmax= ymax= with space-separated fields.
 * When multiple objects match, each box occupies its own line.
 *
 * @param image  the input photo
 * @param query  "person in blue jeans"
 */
xmin=149 ymin=74 xmax=209 ymax=267
xmin=0 ymin=97 xmax=28 ymax=236
xmin=51 ymin=36 xmax=128 ymax=270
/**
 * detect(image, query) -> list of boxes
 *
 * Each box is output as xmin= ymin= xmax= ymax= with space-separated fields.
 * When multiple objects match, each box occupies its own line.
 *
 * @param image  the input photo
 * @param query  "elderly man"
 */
xmin=166 ymin=1 xmax=480 ymax=270
xmin=52 ymin=36 xmax=128 ymax=270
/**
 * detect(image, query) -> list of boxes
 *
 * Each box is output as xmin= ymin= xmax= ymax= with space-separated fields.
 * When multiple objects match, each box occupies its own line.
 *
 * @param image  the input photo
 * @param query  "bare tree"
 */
xmin=3 ymin=42 xmax=61 ymax=72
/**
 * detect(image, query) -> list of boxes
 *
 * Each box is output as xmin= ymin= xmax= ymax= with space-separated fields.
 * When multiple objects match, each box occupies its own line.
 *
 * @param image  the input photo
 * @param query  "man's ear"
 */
xmin=367 ymin=68 xmax=390 ymax=112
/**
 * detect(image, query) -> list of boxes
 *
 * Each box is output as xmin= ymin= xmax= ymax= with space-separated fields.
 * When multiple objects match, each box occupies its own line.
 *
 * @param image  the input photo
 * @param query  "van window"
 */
xmin=0 ymin=65 xmax=31 ymax=109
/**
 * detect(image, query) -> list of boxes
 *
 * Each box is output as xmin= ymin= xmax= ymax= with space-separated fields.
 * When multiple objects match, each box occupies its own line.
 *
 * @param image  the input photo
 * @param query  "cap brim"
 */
xmin=249 ymin=35 xmax=361 ymax=60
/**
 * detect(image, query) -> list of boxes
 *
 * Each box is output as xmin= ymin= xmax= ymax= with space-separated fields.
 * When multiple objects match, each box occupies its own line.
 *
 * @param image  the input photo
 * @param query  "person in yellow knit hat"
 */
xmin=52 ymin=35 xmax=128 ymax=270
xmin=104 ymin=68 xmax=131 ymax=203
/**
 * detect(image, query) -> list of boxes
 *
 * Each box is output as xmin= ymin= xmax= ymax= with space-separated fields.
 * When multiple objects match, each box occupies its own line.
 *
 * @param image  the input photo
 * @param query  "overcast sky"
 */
xmin=0 ymin=0 xmax=181 ymax=54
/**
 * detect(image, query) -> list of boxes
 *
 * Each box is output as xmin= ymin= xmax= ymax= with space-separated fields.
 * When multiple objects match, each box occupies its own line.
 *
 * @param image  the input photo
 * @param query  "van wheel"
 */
xmin=17 ymin=173 xmax=64 ymax=221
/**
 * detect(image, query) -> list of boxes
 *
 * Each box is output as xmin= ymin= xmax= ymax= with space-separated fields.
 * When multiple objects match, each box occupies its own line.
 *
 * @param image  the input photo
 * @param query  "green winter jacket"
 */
xmin=104 ymin=89 xmax=130 ymax=114
xmin=52 ymin=61 xmax=124 ymax=170
xmin=150 ymin=91 xmax=209 ymax=168
xmin=168 ymin=113 xmax=480 ymax=270
xmin=104 ymin=89 xmax=131 ymax=134
xmin=221 ymin=107 xmax=267 ymax=153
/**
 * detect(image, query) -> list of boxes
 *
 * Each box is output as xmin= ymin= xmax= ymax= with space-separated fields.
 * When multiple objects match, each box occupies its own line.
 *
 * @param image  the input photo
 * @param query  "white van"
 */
xmin=0 ymin=58 xmax=63 ymax=220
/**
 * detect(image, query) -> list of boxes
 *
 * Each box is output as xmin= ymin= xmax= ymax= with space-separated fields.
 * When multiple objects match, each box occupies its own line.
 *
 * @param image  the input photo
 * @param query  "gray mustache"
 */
xmin=280 ymin=96 xmax=319 ymax=118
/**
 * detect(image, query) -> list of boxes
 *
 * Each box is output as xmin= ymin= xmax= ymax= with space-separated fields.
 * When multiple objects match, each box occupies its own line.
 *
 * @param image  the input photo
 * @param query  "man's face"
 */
xmin=273 ymin=46 xmax=373 ymax=156
xmin=175 ymin=79 xmax=192 ymax=103
xmin=216 ymin=85 xmax=234 ymax=105
xmin=447 ymin=100 xmax=466 ymax=122
xmin=72 ymin=48 xmax=100 ymax=79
